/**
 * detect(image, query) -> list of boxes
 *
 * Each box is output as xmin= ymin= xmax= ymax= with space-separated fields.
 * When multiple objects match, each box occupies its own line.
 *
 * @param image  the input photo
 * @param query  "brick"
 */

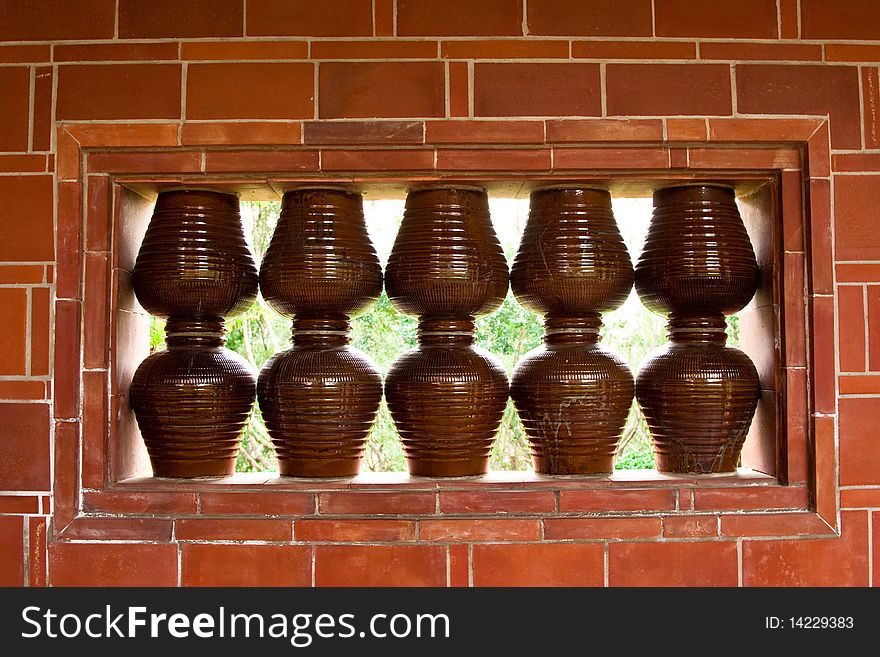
xmin=88 ymin=151 xmax=202 ymax=174
xmin=686 ymin=147 xmax=800 ymax=170
xmin=304 ymin=121 xmax=423 ymax=145
xmin=811 ymin=296 xmax=836 ymax=415
xmin=49 ymin=542 xmax=178 ymax=586
xmin=547 ymin=119 xmax=663 ymax=142
xmin=708 ymin=118 xmax=822 ymax=143
xmin=315 ymin=545 xmax=446 ymax=586
xmin=813 ymin=415 xmax=836 ymax=524
xmin=832 ymin=153 xmax=880 ymax=173
xmin=57 ymin=64 xmax=181 ymax=120
xmin=783 ymin=254 xmax=807 ymax=369
xmin=743 ymin=511 xmax=869 ymax=586
xmin=32 ymin=67 xmax=52 ymax=151
xmin=0 ymin=266 xmax=42 ymax=284
xmin=693 ymin=486 xmax=808 ymax=511
xmin=721 ymin=512 xmax=833 ymax=537
xmin=182 ymin=41 xmax=309 ymax=61
xmin=572 ymin=40 xmax=695 ymax=60
xmin=473 ymin=543 xmax=603 ymax=587
xmin=81 ymin=370 xmax=107 ymax=488
xmin=840 ymin=398 xmax=880 ymax=486
xmin=86 ymin=176 xmax=112 ymax=252
xmin=544 ymin=516 xmax=662 ymax=540
xmin=606 ymin=64 xmax=732 ymax=117
xmin=199 ymin=492 xmax=314 ymax=515
xmin=0 ymin=44 xmax=50 ymax=63
xmin=83 ymin=253 xmax=110 ymax=369
xmin=53 ymin=300 xmax=82 ymax=420
xmin=188 ymin=63 xmax=313 ymax=120
xmin=439 ymin=490 xmax=555 ymax=514
xmin=528 ymin=0 xmax=652 ymax=36
xmin=320 ymin=62 xmax=444 ymax=119
xmin=554 ymin=147 xmax=670 ymax=170
xmin=840 ymin=376 xmax=880 ymax=395
xmin=609 ymin=541 xmax=738 ymax=586
xmin=175 ymin=518 xmax=292 ymax=541
xmin=0 ymin=154 xmax=46 ymax=172
xmin=295 ymin=519 xmax=416 ymax=542
xmin=437 ymin=148 xmax=551 ymax=171
xmin=836 ymin=176 xmax=880 ymax=261
xmin=66 ymin=123 xmax=179 ymax=148
xmin=398 ymin=0 xmax=522 ymax=36
xmin=839 ymin=286 xmax=867 ymax=372
xmin=52 ymin=418 xmax=79 ymax=531
xmin=0 ymin=68 xmax=29 ymax=151
xmin=809 ymin=179 xmax=833 ymax=296
xmin=419 ymin=519 xmax=541 ymax=541
xmin=56 ymin=129 xmax=81 ymax=181
xmin=59 ymin=517 xmax=174 ymax=541
xmin=318 ymin=491 xmax=436 ymax=515
xmin=427 ymin=120 xmax=546 ymax=146
xmin=449 ymin=543 xmax=469 ymax=586
xmin=807 ymin=124 xmax=831 ymax=179
xmin=474 ymin=63 xmax=601 ymax=117
xmin=312 ymin=41 xmax=438 ymax=60
xmin=205 ymin=150 xmax=319 ymax=173
xmin=182 ymin=544 xmax=310 ymax=586
xmin=663 ymin=514 xmax=718 ymax=538
xmin=655 ymin=0 xmax=778 ymax=38
xmin=841 ymin=488 xmax=880 ymax=508
xmin=84 ymin=491 xmax=199 ymax=515
xmin=320 ymin=149 xmax=433 ymax=171
xmin=825 ymin=44 xmax=880 ymax=63
xmin=666 ymin=118 xmax=707 ymax=141
xmin=375 ymin=0 xmax=394 ymax=35
xmin=119 ymin=0 xmax=243 ymax=38
xmin=449 ymin=62 xmax=469 ymax=117
xmin=801 ymin=0 xmax=880 ymax=39
xmin=779 ymin=0 xmax=799 ymax=38
xmin=863 ymin=68 xmax=880 ymax=150
xmin=442 ymin=40 xmax=568 ymax=59
xmin=182 ymin=122 xmax=302 ymax=146
xmin=54 ymin=42 xmax=180 ymax=62
xmin=248 ymin=0 xmax=373 ymax=36
xmin=736 ymin=65 xmax=861 ymax=150
xmin=559 ymin=488 xmax=676 ymax=512
xmin=56 ymin=181 xmax=82 ymax=301
xmin=30 ymin=287 xmax=50 ymax=376
xmin=0 ymin=495 xmax=40 ymax=513
xmin=837 ymin=264 xmax=880 ymax=283
xmin=0 ymin=403 xmax=50 ymax=491
xmin=0 ymin=381 xmax=44 ymax=399
xmin=700 ymin=42 xmax=822 ymax=62
xmin=0 ymin=176 xmax=53 ymax=262
xmin=0 ymin=516 xmax=23 ymax=585
xmin=0 ymin=0 xmax=115 ymax=41
xmin=779 ymin=173 xmax=804 ymax=255
xmin=0 ymin=289 xmax=26 ymax=375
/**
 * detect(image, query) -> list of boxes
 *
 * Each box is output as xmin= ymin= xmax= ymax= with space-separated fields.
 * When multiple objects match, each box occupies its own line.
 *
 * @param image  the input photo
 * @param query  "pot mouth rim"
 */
xmin=282 ymin=185 xmax=359 ymax=195
xmin=653 ymin=182 xmax=737 ymax=192
xmin=158 ymin=187 xmax=242 ymax=198
xmin=531 ymin=184 xmax=610 ymax=194
xmin=406 ymin=183 xmax=488 ymax=194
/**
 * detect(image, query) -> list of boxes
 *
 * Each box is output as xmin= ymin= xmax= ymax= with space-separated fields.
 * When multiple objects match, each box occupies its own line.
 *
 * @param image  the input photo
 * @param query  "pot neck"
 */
xmin=418 ymin=317 xmax=476 ymax=346
xmin=292 ymin=316 xmax=351 ymax=346
xmin=667 ymin=314 xmax=728 ymax=345
xmin=165 ymin=316 xmax=227 ymax=348
xmin=543 ymin=314 xmax=602 ymax=345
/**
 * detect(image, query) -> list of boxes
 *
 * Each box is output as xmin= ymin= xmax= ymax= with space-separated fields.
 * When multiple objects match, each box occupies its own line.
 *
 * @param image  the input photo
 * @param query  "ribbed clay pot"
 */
xmin=510 ymin=188 xmax=634 ymax=475
xmin=257 ymin=188 xmax=383 ymax=477
xmin=634 ymin=184 xmax=761 ymax=475
xmin=384 ymin=187 xmax=509 ymax=477
xmin=129 ymin=189 xmax=259 ymax=478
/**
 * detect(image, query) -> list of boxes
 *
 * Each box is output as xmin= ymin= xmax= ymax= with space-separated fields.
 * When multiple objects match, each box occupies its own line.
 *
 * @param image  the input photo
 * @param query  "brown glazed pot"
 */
xmin=257 ymin=188 xmax=383 ymax=477
xmin=129 ymin=190 xmax=259 ymax=478
xmin=510 ymin=188 xmax=634 ymax=475
xmin=634 ymin=185 xmax=761 ymax=474
xmin=384 ymin=187 xmax=509 ymax=477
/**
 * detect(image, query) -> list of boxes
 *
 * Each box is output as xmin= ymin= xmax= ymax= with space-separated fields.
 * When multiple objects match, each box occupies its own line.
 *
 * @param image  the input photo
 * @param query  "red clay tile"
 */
xmin=205 ymin=150 xmax=319 ymax=173
xmin=83 ymin=252 xmax=110 ymax=369
xmin=53 ymin=299 xmax=82 ymax=420
xmin=318 ymin=491 xmax=435 ymax=515
xmin=0 ymin=67 xmax=29 ymax=151
xmin=320 ymin=149 xmax=434 ymax=171
xmin=439 ymin=490 xmax=555 ymax=513
xmin=52 ymin=420 xmax=79 ymax=530
xmin=247 ymin=0 xmax=373 ymax=36
xmin=305 ymin=121 xmax=424 ymax=145
xmin=56 ymin=129 xmax=81 ymax=182
xmin=320 ymin=62 xmax=444 ymax=119
xmin=54 ymin=42 xmax=180 ymax=62
xmin=66 ymin=123 xmax=179 ymax=147
xmin=743 ymin=511 xmax=869 ymax=586
xmin=56 ymin=181 xmax=82 ymax=301
xmin=832 ymin=153 xmax=880 ymax=173
xmin=181 ymin=122 xmax=301 ymax=146
xmin=609 ymin=540 xmax=738 ymax=586
xmin=0 ymin=288 xmax=26 ymax=375
xmin=315 ymin=545 xmax=446 ymax=586
xmin=119 ymin=0 xmax=243 ymax=38
xmin=449 ymin=543 xmax=469 ymax=586
xmin=175 ymin=518 xmax=293 ymax=541
xmin=199 ymin=491 xmax=315 ymax=515
xmin=807 ymin=124 xmax=831 ymax=179
xmin=779 ymin=0 xmax=798 ymax=38
xmin=57 ymin=64 xmax=182 ymax=120
xmin=814 ymin=415 xmax=837 ymax=524
xmin=84 ymin=491 xmax=199 ymax=515
xmin=837 ymin=263 xmax=880 ymax=283
xmin=825 ymin=44 xmax=880 ymax=62
xmin=528 ymin=0 xmax=652 ymax=36
xmin=835 ymin=175 xmax=880 ymax=261
xmin=0 ymin=176 xmax=53 ymax=261
xmin=375 ymin=0 xmax=394 ymax=35
xmin=28 ymin=517 xmax=46 ymax=587
xmin=572 ymin=40 xmax=695 ymax=60
xmin=663 ymin=514 xmax=719 ymax=538
xmin=427 ymin=120 xmax=543 ymax=144
xmin=313 ymin=40 xmax=437 ymax=59
xmin=0 ymin=381 xmax=44 ymax=400
xmin=666 ymin=118 xmax=708 ymax=141
xmin=811 ymin=295 xmax=836 ymax=415
xmin=543 ymin=516 xmax=662 ymax=540
xmin=295 ymin=519 xmax=417 ymax=542
xmin=838 ymin=286 xmax=867 ymax=372
xmin=81 ymin=370 xmax=108 ymax=489
xmin=0 ymin=516 xmax=23 ymax=585
xmin=721 ymin=512 xmax=833 ymax=538
xmin=736 ymin=65 xmax=861 ymax=150
xmin=781 ymin=170 xmax=804 ymax=252
xmin=30 ymin=287 xmax=50 ymax=376
xmin=655 ymin=0 xmax=778 ymax=38
xmin=59 ymin=517 xmax=174 ymax=541
xmin=86 ymin=175 xmax=112 ymax=252
xmin=398 ymin=0 xmax=522 ymax=36
xmin=0 ymin=154 xmax=47 ymax=172
xmin=0 ymin=495 xmax=40 ymax=513
xmin=839 ymin=375 xmax=880 ymax=395
xmin=0 ymin=265 xmax=43 ymax=284
xmin=0 ymin=0 xmax=115 ymax=41
xmin=474 ymin=63 xmax=601 ymax=117
xmin=419 ymin=519 xmax=541 ymax=541
xmin=554 ymin=147 xmax=670 ymax=169
xmin=89 ymin=151 xmax=202 ymax=174
xmin=841 ymin=488 xmax=880 ymax=508
xmin=693 ymin=486 xmax=808 ymax=511
xmin=547 ymin=119 xmax=663 ymax=142
xmin=473 ymin=543 xmax=604 ymax=587
xmin=708 ymin=118 xmax=822 ymax=143
xmin=449 ymin=62 xmax=469 ymax=117
xmin=559 ymin=488 xmax=676 ymax=512
xmin=840 ymin=398 xmax=880 ymax=486
xmin=784 ymin=254 xmax=807 ymax=368
xmin=437 ymin=148 xmax=551 ymax=171
xmin=182 ymin=41 xmax=308 ymax=60
xmin=801 ymin=0 xmax=880 ymax=39
xmin=701 ymin=42 xmax=822 ymax=62
xmin=442 ymin=40 xmax=568 ymax=59
xmin=809 ymin=179 xmax=833 ymax=296
xmin=606 ymin=64 xmax=732 ymax=117
xmin=182 ymin=544 xmax=311 ymax=586
xmin=0 ymin=44 xmax=50 ymax=62
xmin=687 ymin=146 xmax=800 ymax=170
xmin=188 ymin=63 xmax=313 ymax=120
xmin=50 ymin=542 xmax=178 ymax=586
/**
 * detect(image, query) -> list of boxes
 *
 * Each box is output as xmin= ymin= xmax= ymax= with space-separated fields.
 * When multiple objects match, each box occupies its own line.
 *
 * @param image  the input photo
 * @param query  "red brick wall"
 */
xmin=0 ymin=0 xmax=878 ymax=586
